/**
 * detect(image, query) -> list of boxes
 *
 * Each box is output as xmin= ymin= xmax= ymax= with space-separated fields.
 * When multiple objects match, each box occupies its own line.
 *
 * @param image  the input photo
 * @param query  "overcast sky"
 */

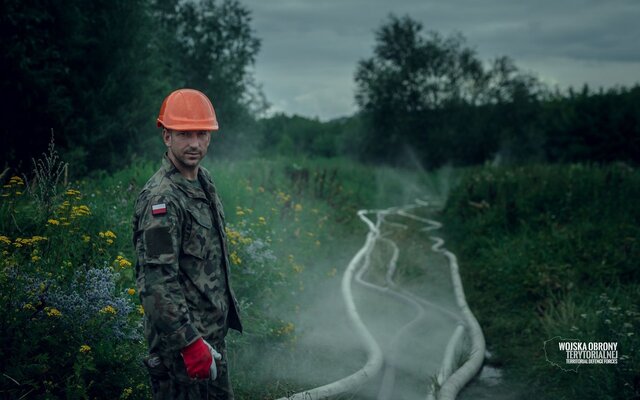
xmin=241 ymin=0 xmax=640 ymax=121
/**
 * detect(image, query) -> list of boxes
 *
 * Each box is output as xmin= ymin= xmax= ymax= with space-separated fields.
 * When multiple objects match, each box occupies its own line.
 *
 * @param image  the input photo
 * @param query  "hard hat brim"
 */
xmin=157 ymin=119 xmax=219 ymax=131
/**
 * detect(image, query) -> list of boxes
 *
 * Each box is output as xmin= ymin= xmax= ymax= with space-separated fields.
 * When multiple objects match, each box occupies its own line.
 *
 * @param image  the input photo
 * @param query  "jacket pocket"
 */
xmin=182 ymin=208 xmax=213 ymax=260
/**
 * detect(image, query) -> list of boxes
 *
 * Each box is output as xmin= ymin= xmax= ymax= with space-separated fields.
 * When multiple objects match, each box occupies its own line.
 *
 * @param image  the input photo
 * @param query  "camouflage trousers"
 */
xmin=144 ymin=339 xmax=234 ymax=400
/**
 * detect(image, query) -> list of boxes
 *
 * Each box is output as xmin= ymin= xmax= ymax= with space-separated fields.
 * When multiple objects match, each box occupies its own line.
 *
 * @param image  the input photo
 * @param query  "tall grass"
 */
xmin=443 ymin=163 xmax=639 ymax=399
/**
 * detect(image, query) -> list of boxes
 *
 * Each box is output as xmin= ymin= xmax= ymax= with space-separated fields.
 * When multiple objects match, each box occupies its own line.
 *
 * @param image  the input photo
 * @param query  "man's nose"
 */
xmin=187 ymin=133 xmax=200 ymax=147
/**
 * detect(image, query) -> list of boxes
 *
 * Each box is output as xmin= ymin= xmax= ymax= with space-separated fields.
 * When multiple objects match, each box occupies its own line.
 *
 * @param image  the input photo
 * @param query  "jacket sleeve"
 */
xmin=135 ymin=194 xmax=199 ymax=352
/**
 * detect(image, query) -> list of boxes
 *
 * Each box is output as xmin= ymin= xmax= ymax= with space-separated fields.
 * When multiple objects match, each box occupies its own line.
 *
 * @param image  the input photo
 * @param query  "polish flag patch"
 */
xmin=151 ymin=203 xmax=167 ymax=215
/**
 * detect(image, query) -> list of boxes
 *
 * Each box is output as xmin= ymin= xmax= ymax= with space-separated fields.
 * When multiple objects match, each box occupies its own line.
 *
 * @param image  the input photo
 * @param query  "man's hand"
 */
xmin=180 ymin=338 xmax=212 ymax=380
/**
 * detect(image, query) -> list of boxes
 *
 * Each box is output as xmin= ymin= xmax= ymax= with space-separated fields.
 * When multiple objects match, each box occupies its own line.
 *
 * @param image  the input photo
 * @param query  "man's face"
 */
xmin=163 ymin=129 xmax=211 ymax=169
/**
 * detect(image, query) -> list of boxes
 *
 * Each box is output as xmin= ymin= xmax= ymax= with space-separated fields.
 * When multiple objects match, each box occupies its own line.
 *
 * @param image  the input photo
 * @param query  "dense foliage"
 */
xmin=0 ymin=0 xmax=263 ymax=173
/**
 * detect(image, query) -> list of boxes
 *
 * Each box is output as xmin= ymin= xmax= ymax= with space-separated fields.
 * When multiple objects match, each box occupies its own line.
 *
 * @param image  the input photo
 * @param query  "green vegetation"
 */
xmin=443 ymin=163 xmax=640 ymax=399
xmin=1 ymin=0 xmax=263 ymax=172
xmin=353 ymin=14 xmax=640 ymax=168
xmin=2 ymin=141 xmax=638 ymax=398
xmin=0 ymin=146 xmax=148 ymax=398
xmin=1 ymin=143 xmax=432 ymax=398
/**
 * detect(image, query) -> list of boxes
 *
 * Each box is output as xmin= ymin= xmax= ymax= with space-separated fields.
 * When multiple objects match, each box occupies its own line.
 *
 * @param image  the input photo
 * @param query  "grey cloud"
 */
xmin=241 ymin=0 xmax=640 ymax=119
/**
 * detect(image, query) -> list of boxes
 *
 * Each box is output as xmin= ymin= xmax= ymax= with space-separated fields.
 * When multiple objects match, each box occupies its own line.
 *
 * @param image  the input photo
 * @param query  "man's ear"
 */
xmin=162 ymin=128 xmax=171 ymax=147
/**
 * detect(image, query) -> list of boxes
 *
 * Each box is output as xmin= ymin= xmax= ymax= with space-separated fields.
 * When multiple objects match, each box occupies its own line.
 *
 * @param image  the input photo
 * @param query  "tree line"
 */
xmin=263 ymin=15 xmax=640 ymax=168
xmin=354 ymin=15 xmax=640 ymax=168
xmin=2 ymin=5 xmax=638 ymax=174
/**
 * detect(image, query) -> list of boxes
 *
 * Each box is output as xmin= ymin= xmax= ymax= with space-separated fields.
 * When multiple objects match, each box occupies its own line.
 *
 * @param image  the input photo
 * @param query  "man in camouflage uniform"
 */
xmin=133 ymin=89 xmax=242 ymax=399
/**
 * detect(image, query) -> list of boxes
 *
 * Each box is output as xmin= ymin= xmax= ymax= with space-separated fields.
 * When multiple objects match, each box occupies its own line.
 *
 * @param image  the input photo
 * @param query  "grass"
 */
xmin=3 ymin=146 xmax=636 ymax=399
xmin=442 ymin=163 xmax=640 ymax=399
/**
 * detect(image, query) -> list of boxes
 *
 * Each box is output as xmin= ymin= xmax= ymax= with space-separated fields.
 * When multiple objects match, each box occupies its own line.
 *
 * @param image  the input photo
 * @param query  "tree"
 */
xmin=153 ymin=0 xmax=266 ymax=158
xmin=0 ymin=0 xmax=169 ymax=172
xmin=354 ymin=15 xmax=493 ymax=165
xmin=1 ymin=0 xmax=265 ymax=173
xmin=354 ymin=14 xmax=545 ymax=167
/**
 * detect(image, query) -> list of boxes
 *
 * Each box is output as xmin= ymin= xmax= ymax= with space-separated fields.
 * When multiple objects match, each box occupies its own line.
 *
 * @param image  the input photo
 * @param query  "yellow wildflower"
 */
xmin=0 ymin=236 xmax=11 ymax=246
xmin=31 ymin=255 xmax=41 ymax=262
xmin=276 ymin=322 xmax=295 ymax=336
xmin=127 ymin=288 xmax=136 ymax=296
xmin=99 ymin=230 xmax=117 ymax=239
xmin=230 ymin=251 xmax=241 ymax=265
xmin=115 ymin=255 xmax=132 ymax=268
xmin=65 ymin=189 xmax=81 ymax=196
xmin=294 ymin=203 xmax=303 ymax=212
xmin=9 ymin=176 xmax=24 ymax=185
xmin=121 ymin=387 xmax=133 ymax=399
xmin=99 ymin=305 xmax=117 ymax=315
xmin=45 ymin=307 xmax=62 ymax=317
xmin=106 ymin=239 xmax=114 ymax=245
xmin=258 ymin=216 xmax=266 ymax=225
xmin=277 ymin=191 xmax=291 ymax=203
xmin=82 ymin=235 xmax=91 ymax=243
xmin=236 ymin=210 xmax=245 ymax=216
xmin=47 ymin=219 xmax=60 ymax=226
xmin=79 ymin=344 xmax=91 ymax=353
xmin=23 ymin=303 xmax=36 ymax=311
xmin=71 ymin=205 xmax=91 ymax=218
xmin=137 ymin=305 xmax=144 ymax=315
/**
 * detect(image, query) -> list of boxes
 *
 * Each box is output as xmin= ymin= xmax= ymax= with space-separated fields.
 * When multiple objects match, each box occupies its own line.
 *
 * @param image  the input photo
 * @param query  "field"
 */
xmin=1 ymin=147 xmax=637 ymax=399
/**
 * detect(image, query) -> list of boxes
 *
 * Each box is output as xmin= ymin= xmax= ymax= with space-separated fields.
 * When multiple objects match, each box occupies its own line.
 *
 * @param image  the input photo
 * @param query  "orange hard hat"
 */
xmin=157 ymin=89 xmax=219 ymax=131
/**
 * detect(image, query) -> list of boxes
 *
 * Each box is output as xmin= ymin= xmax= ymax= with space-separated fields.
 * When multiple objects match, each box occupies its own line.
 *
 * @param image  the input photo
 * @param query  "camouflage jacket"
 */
xmin=133 ymin=155 xmax=242 ymax=357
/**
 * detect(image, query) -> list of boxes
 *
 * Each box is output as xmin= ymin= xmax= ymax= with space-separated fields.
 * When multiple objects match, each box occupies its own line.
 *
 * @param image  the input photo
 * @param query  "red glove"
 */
xmin=180 ymin=338 xmax=212 ymax=380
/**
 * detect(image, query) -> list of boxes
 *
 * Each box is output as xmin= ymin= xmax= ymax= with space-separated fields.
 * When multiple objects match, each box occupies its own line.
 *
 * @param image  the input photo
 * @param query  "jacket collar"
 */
xmin=161 ymin=153 xmax=208 ymax=200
